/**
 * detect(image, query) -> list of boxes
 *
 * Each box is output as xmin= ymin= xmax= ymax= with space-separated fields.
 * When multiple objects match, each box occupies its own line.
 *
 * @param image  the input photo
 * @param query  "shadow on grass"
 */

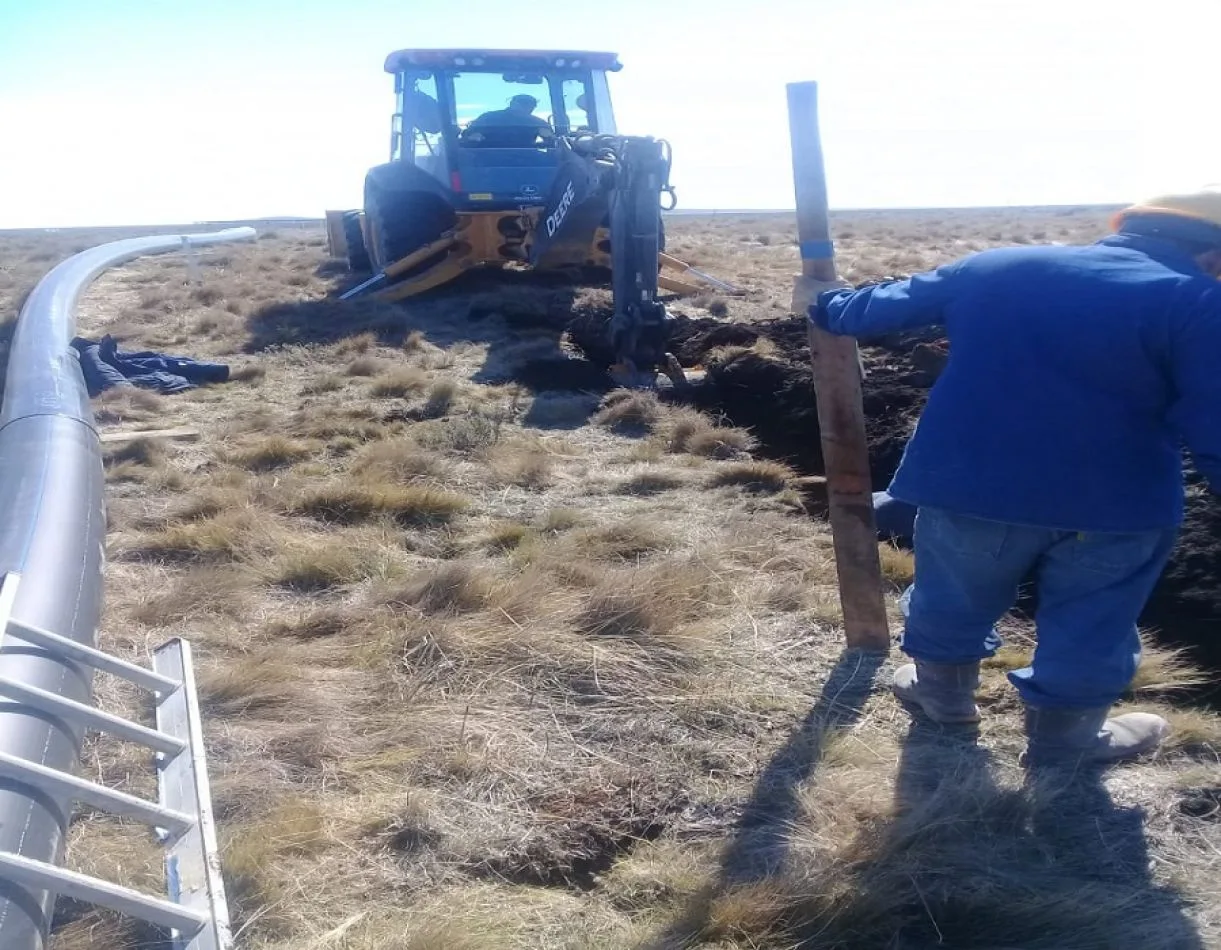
xmin=244 ymin=269 xmax=617 ymax=430
xmin=641 ymin=647 xmax=884 ymax=947
xmin=643 ymin=655 xmax=1205 ymax=949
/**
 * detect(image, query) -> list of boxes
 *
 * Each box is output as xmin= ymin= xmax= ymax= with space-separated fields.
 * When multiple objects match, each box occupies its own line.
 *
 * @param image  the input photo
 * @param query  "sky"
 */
xmin=0 ymin=0 xmax=1217 ymax=228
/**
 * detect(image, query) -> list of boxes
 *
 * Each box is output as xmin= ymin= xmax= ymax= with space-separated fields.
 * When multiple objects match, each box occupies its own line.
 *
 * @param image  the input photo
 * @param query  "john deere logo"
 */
xmin=519 ymin=185 xmax=540 ymax=198
xmin=545 ymin=181 xmax=576 ymax=237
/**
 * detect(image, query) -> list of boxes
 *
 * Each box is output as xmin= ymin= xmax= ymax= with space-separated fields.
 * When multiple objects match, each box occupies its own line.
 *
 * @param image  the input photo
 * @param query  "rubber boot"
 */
xmin=1023 ymin=705 xmax=1169 ymax=769
xmin=891 ymin=660 xmax=981 ymax=724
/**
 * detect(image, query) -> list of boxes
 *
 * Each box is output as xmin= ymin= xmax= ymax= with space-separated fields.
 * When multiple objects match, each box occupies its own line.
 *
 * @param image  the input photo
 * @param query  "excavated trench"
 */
xmin=563 ymin=309 xmax=1221 ymax=687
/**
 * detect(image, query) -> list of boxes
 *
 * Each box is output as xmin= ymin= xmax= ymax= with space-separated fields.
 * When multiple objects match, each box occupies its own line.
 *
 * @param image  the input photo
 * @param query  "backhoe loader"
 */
xmin=327 ymin=48 xmax=737 ymax=386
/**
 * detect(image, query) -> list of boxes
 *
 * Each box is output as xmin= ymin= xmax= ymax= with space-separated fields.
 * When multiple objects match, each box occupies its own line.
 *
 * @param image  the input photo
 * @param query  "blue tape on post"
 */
xmin=799 ymin=240 xmax=835 ymax=260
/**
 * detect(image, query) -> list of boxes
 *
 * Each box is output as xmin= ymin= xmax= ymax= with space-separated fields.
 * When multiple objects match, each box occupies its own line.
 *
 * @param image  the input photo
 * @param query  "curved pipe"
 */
xmin=0 ymin=227 xmax=255 ymax=948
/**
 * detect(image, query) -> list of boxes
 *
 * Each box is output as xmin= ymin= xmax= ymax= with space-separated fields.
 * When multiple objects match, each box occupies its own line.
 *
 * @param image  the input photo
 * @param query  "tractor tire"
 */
xmin=342 ymin=211 xmax=371 ymax=272
xmin=363 ymin=181 xmax=457 ymax=279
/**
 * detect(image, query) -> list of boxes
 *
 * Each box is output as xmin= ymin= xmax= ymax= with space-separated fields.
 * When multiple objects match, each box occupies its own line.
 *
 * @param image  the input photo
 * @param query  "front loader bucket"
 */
xmin=340 ymin=212 xmax=522 ymax=303
xmin=339 ymin=231 xmax=472 ymax=302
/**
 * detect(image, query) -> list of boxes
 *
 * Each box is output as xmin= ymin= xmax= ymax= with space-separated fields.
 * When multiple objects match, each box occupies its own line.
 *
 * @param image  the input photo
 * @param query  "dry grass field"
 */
xmin=4 ymin=207 xmax=1221 ymax=949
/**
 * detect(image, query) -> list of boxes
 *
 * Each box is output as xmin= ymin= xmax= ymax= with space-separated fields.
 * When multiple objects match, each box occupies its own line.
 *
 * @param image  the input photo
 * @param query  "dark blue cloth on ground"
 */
xmin=70 ymin=335 xmax=229 ymax=397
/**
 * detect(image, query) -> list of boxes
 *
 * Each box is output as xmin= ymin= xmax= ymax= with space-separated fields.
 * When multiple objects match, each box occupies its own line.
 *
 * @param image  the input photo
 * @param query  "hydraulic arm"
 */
xmin=531 ymin=134 xmax=683 ymax=387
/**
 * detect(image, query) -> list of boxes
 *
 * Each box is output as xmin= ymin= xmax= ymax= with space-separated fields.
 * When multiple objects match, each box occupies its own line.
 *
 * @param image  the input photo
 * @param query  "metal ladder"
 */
xmin=0 ymin=572 xmax=232 ymax=949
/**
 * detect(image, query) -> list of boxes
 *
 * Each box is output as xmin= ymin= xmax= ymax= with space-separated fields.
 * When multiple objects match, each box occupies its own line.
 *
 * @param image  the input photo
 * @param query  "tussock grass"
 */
xmin=221 ymin=795 xmax=331 ymax=929
xmin=693 ymin=293 xmax=730 ymax=317
xmin=199 ymin=653 xmax=301 ymax=717
xmin=415 ymin=409 xmax=504 ymax=455
xmin=490 ymin=443 xmax=552 ymax=489
xmin=104 ymin=437 xmax=165 ymax=468
xmin=618 ymin=468 xmax=686 ymax=495
xmin=764 ymin=578 xmax=810 ymax=612
xmin=335 ymin=331 xmax=377 ymax=356
xmin=189 ymin=283 xmax=224 ymax=306
xmin=127 ymin=509 xmax=271 ymax=562
xmin=422 ymin=378 xmax=460 ymax=417
xmin=131 ymin=565 xmax=256 ymax=625
xmin=346 ymin=355 xmax=385 ymax=377
xmin=483 ymin=522 xmax=536 ymax=552
xmin=380 ymin=562 xmax=495 ymax=615
xmin=541 ymin=507 xmax=584 ymax=534
xmin=649 ymin=406 xmax=757 ymax=459
xmin=294 ymin=481 xmax=468 ymax=526
xmin=225 ymin=435 xmax=315 ymax=471
xmin=193 ymin=308 xmax=244 ymax=342
xmin=594 ymin=389 xmax=662 ymax=433
xmin=878 ymin=542 xmax=916 ymax=587
xmin=368 ymin=363 xmax=432 ymax=395
xmin=291 ymin=406 xmax=391 ymax=442
xmin=568 ymin=519 xmax=674 ymax=562
xmin=350 ymin=440 xmax=441 ymax=482
xmin=262 ymin=606 xmax=353 ymax=640
xmin=266 ymin=543 xmax=383 ymax=592
xmin=301 ymin=373 xmax=345 ymax=394
xmin=680 ymin=425 xmax=755 ymax=459
xmin=1127 ymin=641 xmax=1212 ymax=694
xmin=229 ymin=362 xmax=266 ymax=383
xmin=156 ymin=483 xmax=251 ymax=524
xmin=707 ymin=460 xmax=795 ymax=493
xmin=575 ymin=560 xmax=717 ymax=650
xmin=93 ymin=387 xmax=162 ymax=424
xmin=370 ymin=366 xmax=430 ymax=397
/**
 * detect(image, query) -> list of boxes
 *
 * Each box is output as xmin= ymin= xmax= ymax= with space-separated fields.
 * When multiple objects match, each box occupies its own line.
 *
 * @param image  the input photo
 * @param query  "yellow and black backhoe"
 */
xmin=326 ymin=47 xmax=738 ymax=387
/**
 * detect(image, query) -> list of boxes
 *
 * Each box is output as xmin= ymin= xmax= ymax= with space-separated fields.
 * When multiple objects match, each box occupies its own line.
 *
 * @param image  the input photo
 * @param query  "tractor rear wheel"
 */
xmin=363 ymin=181 xmax=457 ymax=278
xmin=342 ymin=211 xmax=370 ymax=272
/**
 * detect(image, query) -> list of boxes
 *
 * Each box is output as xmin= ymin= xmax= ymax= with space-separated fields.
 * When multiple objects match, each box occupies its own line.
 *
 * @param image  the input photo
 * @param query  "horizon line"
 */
xmin=0 ymin=201 xmax=1125 ymax=234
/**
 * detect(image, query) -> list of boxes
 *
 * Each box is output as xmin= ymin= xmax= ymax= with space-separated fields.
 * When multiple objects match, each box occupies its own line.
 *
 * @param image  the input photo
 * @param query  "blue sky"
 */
xmin=0 ymin=0 xmax=1216 ymax=227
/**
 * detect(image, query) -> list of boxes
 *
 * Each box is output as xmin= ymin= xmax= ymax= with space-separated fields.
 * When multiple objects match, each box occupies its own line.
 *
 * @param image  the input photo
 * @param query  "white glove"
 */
xmin=791 ymin=275 xmax=851 ymax=316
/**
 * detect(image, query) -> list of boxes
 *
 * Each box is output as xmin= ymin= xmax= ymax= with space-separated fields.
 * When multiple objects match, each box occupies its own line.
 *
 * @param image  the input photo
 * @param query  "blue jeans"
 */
xmin=901 ymin=507 xmax=1178 ymax=708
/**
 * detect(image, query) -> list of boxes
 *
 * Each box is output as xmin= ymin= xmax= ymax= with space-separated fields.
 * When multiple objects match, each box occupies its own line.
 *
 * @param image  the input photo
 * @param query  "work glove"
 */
xmin=793 ymin=275 xmax=868 ymax=380
xmin=791 ymin=275 xmax=851 ymax=319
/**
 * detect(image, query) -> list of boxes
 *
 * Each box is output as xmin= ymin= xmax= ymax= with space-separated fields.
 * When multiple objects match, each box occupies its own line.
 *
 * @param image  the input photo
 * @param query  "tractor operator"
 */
xmin=794 ymin=191 xmax=1221 ymax=769
xmin=465 ymin=94 xmax=553 ymax=147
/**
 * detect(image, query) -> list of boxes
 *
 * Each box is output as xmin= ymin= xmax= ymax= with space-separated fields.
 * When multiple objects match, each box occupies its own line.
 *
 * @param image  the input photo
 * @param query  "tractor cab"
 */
xmin=385 ymin=48 xmax=621 ymax=210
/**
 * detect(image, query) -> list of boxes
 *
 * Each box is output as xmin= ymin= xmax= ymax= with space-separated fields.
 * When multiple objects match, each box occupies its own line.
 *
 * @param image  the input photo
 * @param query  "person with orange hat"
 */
xmin=793 ymin=191 xmax=1221 ymax=768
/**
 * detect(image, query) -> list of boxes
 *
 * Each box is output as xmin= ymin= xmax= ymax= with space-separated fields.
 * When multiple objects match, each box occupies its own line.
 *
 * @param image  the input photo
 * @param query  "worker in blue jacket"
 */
xmin=794 ymin=191 xmax=1221 ymax=768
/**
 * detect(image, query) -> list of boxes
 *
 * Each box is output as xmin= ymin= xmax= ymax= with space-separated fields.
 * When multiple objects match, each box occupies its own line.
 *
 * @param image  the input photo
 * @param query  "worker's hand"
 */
xmin=791 ymin=275 xmax=850 ymax=317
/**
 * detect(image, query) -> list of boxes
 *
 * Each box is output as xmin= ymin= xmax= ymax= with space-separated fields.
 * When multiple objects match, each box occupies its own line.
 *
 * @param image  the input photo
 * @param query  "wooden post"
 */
xmin=787 ymin=81 xmax=890 ymax=652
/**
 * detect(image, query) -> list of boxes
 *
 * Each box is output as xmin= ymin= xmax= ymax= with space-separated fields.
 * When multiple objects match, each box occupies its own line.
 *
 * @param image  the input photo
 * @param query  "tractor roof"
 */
xmin=383 ymin=48 xmax=622 ymax=73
